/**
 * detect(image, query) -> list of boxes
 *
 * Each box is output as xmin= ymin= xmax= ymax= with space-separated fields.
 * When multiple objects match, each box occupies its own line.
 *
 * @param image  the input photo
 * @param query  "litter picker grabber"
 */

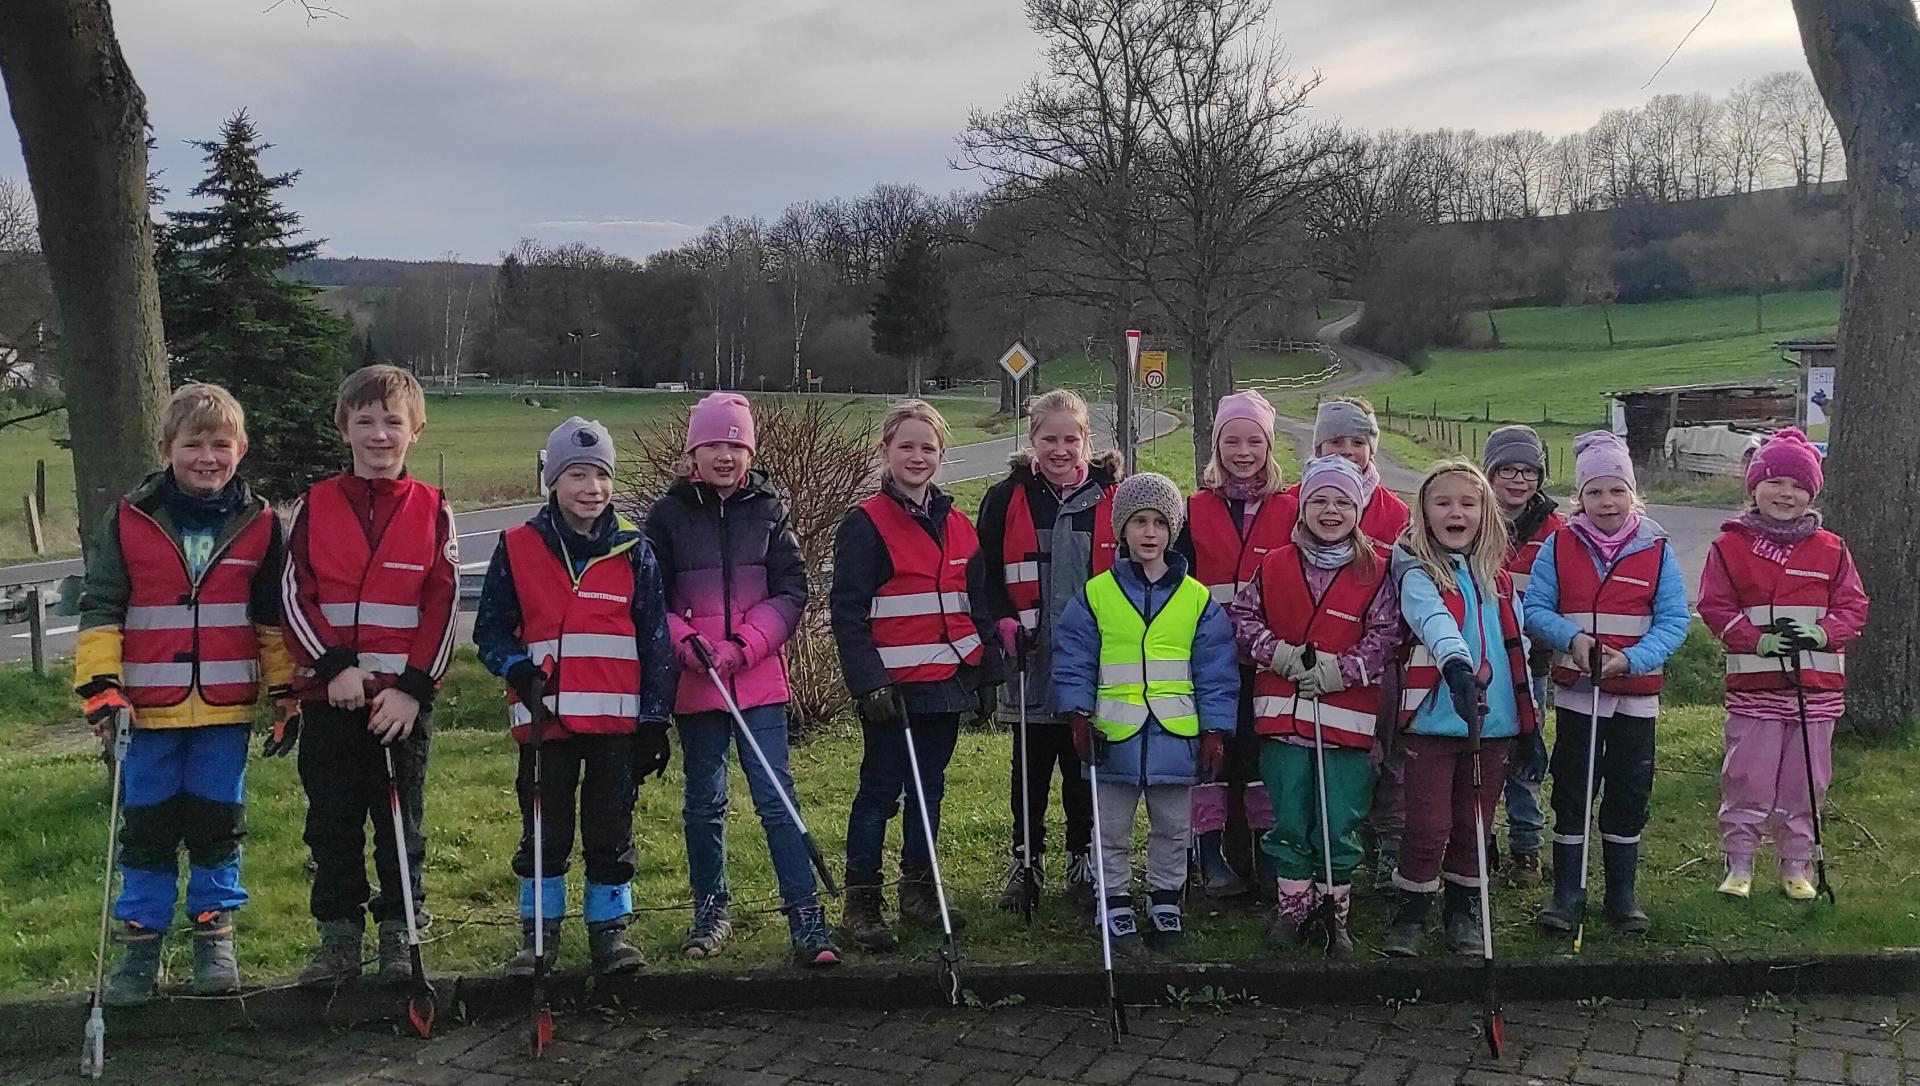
xmin=896 ymin=692 xmax=962 ymax=1004
xmin=1014 ymin=631 xmax=1039 ymax=923
xmin=81 ymin=708 xmax=132 ymax=1080
xmin=1465 ymin=688 xmax=1505 ymax=1058
xmin=1573 ymin=642 xmax=1602 ymax=955
xmin=383 ymin=744 xmax=437 ymax=1040
xmin=520 ymin=698 xmax=554 ymax=1057
xmin=1301 ymin=644 xmax=1340 ymax=957
xmin=1771 ymin=618 xmax=1835 ymax=905
xmin=689 ymin=638 xmax=839 ymax=896
xmin=1084 ymin=742 xmax=1128 ymax=1041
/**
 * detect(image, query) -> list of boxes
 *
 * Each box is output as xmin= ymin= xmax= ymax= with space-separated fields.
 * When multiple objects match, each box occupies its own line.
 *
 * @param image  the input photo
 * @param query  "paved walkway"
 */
xmin=10 ymin=993 xmax=1913 ymax=1084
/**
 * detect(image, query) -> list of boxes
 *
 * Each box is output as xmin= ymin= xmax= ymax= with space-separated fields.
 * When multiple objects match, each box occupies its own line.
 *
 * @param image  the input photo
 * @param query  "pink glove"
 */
xmin=676 ymin=634 xmax=717 ymax=674
xmin=713 ymin=639 xmax=748 ymax=678
xmin=997 ymin=617 xmax=1023 ymax=658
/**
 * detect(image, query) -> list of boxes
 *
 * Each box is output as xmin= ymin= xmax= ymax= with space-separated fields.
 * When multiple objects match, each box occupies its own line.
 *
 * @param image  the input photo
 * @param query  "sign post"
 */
xmin=998 ymin=342 xmax=1037 ymax=450
xmin=1123 ymin=330 xmax=1142 ymax=473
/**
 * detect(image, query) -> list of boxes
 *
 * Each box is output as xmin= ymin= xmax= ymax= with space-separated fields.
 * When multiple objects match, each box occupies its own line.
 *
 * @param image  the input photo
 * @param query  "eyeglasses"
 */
xmin=1492 ymin=465 xmax=1541 ymax=481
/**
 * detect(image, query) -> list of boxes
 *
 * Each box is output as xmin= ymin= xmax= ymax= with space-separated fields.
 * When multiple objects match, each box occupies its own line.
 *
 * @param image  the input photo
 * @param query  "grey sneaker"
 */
xmin=376 ymin=919 xmax=413 ymax=984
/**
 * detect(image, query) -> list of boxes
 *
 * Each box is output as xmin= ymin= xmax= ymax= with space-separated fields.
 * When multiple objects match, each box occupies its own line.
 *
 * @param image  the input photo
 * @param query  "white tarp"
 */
xmin=1664 ymin=425 xmax=1767 ymax=477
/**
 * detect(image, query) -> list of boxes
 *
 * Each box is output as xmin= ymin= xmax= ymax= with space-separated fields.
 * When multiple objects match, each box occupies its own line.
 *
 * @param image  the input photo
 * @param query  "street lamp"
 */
xmin=565 ymin=330 xmax=599 ymax=387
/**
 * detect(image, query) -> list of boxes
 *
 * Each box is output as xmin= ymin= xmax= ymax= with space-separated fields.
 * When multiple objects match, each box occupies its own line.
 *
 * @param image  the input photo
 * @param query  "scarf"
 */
xmin=548 ymin=499 xmax=616 ymax=565
xmin=159 ymin=470 xmax=244 ymax=535
xmin=1292 ymin=522 xmax=1355 ymax=570
xmin=1357 ymin=460 xmax=1381 ymax=508
xmin=1501 ymin=491 xmax=1558 ymax=548
xmin=1218 ymin=476 xmax=1269 ymax=502
xmin=1731 ymin=509 xmax=1821 ymax=564
xmin=1570 ymin=511 xmax=1641 ymax=567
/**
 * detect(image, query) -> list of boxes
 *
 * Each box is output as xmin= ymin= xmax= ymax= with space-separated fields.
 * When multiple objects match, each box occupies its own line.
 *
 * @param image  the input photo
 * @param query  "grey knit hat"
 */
xmin=1482 ymin=424 xmax=1545 ymax=474
xmin=1111 ymin=472 xmax=1186 ymax=541
xmin=543 ymin=416 xmax=615 ymax=487
xmin=1312 ymin=400 xmax=1379 ymax=451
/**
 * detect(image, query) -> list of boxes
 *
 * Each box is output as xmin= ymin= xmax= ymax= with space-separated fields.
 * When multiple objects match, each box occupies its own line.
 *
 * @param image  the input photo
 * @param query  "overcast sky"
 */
xmin=1 ymin=0 xmax=1815 ymax=262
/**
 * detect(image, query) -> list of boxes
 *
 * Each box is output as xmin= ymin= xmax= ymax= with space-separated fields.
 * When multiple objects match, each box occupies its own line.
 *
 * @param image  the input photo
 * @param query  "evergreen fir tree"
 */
xmin=869 ymin=224 xmax=950 ymax=394
xmin=157 ymin=110 xmax=352 ymax=498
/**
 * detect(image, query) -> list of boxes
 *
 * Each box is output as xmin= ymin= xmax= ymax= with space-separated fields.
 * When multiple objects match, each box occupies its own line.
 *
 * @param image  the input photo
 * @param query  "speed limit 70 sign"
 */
xmin=1140 ymin=350 xmax=1168 ymax=390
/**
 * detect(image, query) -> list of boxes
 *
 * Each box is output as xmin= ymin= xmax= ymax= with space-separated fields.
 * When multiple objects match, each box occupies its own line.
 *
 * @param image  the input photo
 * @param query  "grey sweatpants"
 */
xmin=1093 ymin=779 xmax=1192 ymax=897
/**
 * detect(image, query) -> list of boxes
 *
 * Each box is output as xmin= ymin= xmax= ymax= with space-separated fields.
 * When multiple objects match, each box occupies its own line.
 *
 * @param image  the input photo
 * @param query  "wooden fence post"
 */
xmin=22 ymin=493 xmax=43 ymax=556
xmin=27 ymin=587 xmax=46 ymax=675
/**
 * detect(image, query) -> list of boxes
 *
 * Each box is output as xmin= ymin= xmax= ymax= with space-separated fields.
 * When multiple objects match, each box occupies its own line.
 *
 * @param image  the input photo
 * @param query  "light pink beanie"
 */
xmin=685 ymin=392 xmax=756 ymax=453
xmin=1212 ymin=390 xmax=1276 ymax=449
xmin=1572 ymin=430 xmax=1636 ymax=493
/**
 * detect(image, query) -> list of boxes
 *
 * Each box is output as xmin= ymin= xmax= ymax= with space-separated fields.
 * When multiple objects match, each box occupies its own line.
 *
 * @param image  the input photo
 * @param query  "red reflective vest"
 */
xmin=1502 ymin=511 xmax=1566 ymax=597
xmin=503 ymin=523 xmax=642 ymax=739
xmin=302 ymin=475 xmax=442 ymax=677
xmin=1360 ymin=488 xmax=1411 ymax=545
xmin=1399 ymin=569 xmax=1536 ymax=733
xmin=861 ymin=493 xmax=984 ymax=685
xmin=1546 ymin=529 xmax=1666 ymax=695
xmin=1250 ymin=544 xmax=1390 ymax=749
xmin=1002 ymin=480 xmax=1117 ymax=631
xmin=1187 ymin=489 xmax=1295 ymax=605
xmin=1714 ymin=529 xmax=1848 ymax=693
xmin=117 ymin=501 xmax=273 ymax=708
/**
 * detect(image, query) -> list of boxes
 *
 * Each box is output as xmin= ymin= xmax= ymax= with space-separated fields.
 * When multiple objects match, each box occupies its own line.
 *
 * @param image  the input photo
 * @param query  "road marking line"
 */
xmin=12 ymin=624 xmax=78 ymax=639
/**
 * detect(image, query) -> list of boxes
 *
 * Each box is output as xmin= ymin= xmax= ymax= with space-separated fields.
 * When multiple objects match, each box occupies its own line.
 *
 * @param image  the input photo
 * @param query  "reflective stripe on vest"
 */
xmin=1085 ymin=571 xmax=1209 ymax=741
xmin=503 ymin=521 xmax=643 ymax=738
xmin=862 ymin=493 xmax=985 ymax=685
xmin=303 ymin=476 xmax=441 ymax=677
xmin=1001 ymin=481 xmax=1117 ymax=632
xmin=117 ymin=500 xmax=273 ymax=709
xmin=1249 ymin=543 xmax=1389 ymax=750
xmin=1713 ymin=530 xmax=1848 ymax=692
xmin=1546 ymin=529 xmax=1666 ymax=696
xmin=1187 ymin=490 xmax=1294 ymax=604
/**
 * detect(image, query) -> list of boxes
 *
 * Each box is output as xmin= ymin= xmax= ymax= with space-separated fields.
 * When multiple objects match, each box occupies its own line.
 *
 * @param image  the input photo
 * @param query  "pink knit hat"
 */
xmin=1746 ymin=427 xmax=1823 ymax=495
xmin=1212 ymin=390 xmax=1276 ymax=449
xmin=685 ymin=392 xmax=756 ymax=453
xmin=1299 ymin=454 xmax=1366 ymax=510
xmin=1573 ymin=430 xmax=1636 ymax=493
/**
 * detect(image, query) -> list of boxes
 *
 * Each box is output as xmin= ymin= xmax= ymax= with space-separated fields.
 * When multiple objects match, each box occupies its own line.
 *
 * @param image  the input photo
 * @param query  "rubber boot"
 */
xmin=900 ymin=868 xmax=966 ymax=932
xmin=788 ymin=902 xmax=842 ymax=969
xmin=1781 ymin=858 xmax=1817 ymax=901
xmin=298 ymin=917 xmax=364 ymax=987
xmin=839 ymin=883 xmax=898 ymax=952
xmin=1603 ymin=840 xmax=1651 ymax=932
xmin=1265 ymin=878 xmax=1314 ymax=949
xmin=1325 ymin=883 xmax=1355 ymax=958
xmin=503 ymin=919 xmax=562 ymax=978
xmin=1718 ymin=852 xmax=1755 ymax=899
xmin=376 ymin=919 xmax=414 ymax=984
xmin=996 ymin=847 xmax=1043 ymax=913
xmin=1382 ymin=890 xmax=1431 ymax=958
xmin=587 ymin=919 xmax=645 ymax=975
xmin=1198 ymin=831 xmax=1248 ymax=898
xmin=190 ymin=910 xmax=240 ymax=995
xmin=102 ymin=922 xmax=164 ymax=1007
xmin=1144 ymin=888 xmax=1184 ymax=953
xmin=1442 ymin=882 xmax=1482 ymax=956
xmin=1536 ymin=841 xmax=1586 ymax=932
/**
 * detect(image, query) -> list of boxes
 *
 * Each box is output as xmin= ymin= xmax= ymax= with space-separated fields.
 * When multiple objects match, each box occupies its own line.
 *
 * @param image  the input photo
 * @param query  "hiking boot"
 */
xmin=1265 ymin=878 xmax=1314 ymax=949
xmin=1372 ymin=837 xmax=1401 ymax=893
xmin=900 ymin=870 xmax=965 ymax=932
xmin=1603 ymin=841 xmax=1651 ymax=933
xmin=1101 ymin=897 xmax=1146 ymax=961
xmin=298 ymin=917 xmax=364 ymax=987
xmin=587 ymin=919 xmax=644 ymax=975
xmin=1198 ymin=831 xmax=1249 ymax=898
xmin=839 ymin=884 xmax=898 ymax=953
xmin=1382 ymin=890 xmax=1431 ymax=958
xmin=681 ymin=896 xmax=732 ymax=959
xmin=190 ymin=910 xmax=239 ymax=995
xmin=1443 ymin=883 xmax=1483 ymax=956
xmin=1537 ymin=841 xmax=1586 ymax=932
xmin=788 ymin=902 xmax=842 ymax=969
xmin=503 ymin=920 xmax=562 ymax=978
xmin=1507 ymin=849 xmax=1543 ymax=888
xmin=377 ymin=919 xmax=414 ymax=984
xmin=1064 ymin=850 xmax=1098 ymax=911
xmin=1144 ymin=890 xmax=1184 ymax=953
xmin=996 ymin=848 xmax=1043 ymax=914
xmin=103 ymin=922 xmax=164 ymax=1007
xmin=1324 ymin=883 xmax=1355 ymax=958
xmin=1718 ymin=853 xmax=1754 ymax=899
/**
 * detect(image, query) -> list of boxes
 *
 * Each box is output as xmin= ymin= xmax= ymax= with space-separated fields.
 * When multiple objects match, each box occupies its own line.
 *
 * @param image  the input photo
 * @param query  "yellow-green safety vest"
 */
xmin=1086 ymin=570 xmax=1209 ymax=742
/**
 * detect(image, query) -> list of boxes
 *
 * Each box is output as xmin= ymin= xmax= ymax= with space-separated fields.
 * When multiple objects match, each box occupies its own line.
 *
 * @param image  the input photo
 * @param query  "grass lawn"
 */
xmin=1476 ymin=291 xmax=1841 ymax=351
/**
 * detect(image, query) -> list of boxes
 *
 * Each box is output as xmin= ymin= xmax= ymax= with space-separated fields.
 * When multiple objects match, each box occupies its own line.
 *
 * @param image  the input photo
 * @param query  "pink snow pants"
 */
xmin=1718 ymin=711 xmax=1834 ymax=864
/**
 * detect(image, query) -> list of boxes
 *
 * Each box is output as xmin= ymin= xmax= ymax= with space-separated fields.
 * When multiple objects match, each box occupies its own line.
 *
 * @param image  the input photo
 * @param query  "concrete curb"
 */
xmin=8 ymin=950 xmax=1917 ymax=1057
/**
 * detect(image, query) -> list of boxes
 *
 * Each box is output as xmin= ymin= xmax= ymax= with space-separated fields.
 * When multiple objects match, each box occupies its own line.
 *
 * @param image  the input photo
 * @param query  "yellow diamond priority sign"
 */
xmin=997 ymin=342 xmax=1036 ymax=380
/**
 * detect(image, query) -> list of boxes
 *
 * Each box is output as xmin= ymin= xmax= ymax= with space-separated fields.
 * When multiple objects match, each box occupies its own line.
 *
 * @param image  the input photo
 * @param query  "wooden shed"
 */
xmin=1603 ymin=380 xmax=1796 ymax=467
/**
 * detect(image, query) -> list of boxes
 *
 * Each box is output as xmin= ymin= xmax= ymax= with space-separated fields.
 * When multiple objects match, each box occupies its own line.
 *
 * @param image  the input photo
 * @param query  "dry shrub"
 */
xmin=621 ymin=396 xmax=878 ymax=734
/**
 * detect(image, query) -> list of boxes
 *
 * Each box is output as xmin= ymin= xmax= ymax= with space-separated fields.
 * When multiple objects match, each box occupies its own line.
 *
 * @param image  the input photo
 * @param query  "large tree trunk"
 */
xmin=1791 ymin=0 xmax=1920 ymax=738
xmin=0 ymin=0 xmax=168 ymax=556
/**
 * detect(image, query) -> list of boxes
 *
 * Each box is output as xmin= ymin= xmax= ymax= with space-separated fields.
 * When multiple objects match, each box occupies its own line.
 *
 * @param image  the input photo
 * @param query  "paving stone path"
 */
xmin=6 ymin=992 xmax=1915 ymax=1084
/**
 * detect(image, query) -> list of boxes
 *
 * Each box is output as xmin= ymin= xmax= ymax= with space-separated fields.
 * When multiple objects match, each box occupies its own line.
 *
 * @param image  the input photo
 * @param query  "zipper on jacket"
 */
xmin=717 ymin=487 xmax=736 ymax=699
xmin=1138 ymin=573 xmax=1154 ymax=781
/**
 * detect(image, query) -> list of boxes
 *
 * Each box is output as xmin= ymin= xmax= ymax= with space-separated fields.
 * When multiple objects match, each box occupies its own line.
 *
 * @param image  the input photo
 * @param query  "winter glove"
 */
xmin=858 ymin=686 xmax=902 ymax=726
xmin=1296 ymin=653 xmax=1346 ymax=699
xmin=996 ymin=617 xmax=1028 ymax=660
xmin=1199 ymin=731 xmax=1227 ymax=783
xmin=82 ymin=686 xmax=134 ymax=737
xmin=712 ymin=638 xmax=749 ymax=679
xmin=262 ymin=697 xmax=302 ymax=758
xmin=1269 ymin=640 xmax=1308 ymax=679
xmin=505 ymin=658 xmax=546 ymax=711
xmin=633 ymin=724 xmax=673 ymax=782
xmin=1788 ymin=620 xmax=1828 ymax=651
xmin=971 ymin=682 xmax=999 ymax=726
xmin=1067 ymin=712 xmax=1094 ymax=765
xmin=1514 ymin=728 xmax=1548 ymax=784
xmin=1441 ymin=658 xmax=1481 ymax=728
xmin=1757 ymin=632 xmax=1791 ymax=658
xmin=676 ymin=633 xmax=719 ymax=675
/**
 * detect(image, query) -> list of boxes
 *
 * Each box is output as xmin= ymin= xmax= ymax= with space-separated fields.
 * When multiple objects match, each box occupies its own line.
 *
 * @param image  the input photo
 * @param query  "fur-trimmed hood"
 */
xmin=1006 ymin=447 xmax=1125 ymax=483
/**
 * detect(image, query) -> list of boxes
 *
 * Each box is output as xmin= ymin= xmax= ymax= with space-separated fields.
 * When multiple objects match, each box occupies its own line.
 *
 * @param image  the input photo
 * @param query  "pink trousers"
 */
xmin=1718 ymin=711 xmax=1834 ymax=864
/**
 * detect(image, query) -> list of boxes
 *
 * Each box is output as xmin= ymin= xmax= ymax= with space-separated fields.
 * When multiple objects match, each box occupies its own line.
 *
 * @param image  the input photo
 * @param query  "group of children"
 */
xmin=76 ymin=367 xmax=1867 ymax=1000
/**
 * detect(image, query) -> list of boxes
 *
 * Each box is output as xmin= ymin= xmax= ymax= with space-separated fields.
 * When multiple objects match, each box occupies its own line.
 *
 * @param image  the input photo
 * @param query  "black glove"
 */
xmin=506 ymin=658 xmax=546 ymax=712
xmin=633 ymin=724 xmax=672 ymax=781
xmin=1514 ymin=729 xmax=1548 ymax=783
xmin=1441 ymin=659 xmax=1481 ymax=728
xmin=970 ymin=682 xmax=999 ymax=726
xmin=262 ymin=711 xmax=301 ymax=758
xmin=858 ymin=686 xmax=902 ymax=726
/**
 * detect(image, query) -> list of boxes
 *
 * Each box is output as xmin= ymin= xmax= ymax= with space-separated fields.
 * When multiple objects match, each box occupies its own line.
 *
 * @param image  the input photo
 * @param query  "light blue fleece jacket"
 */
xmin=1392 ymin=546 xmax=1521 ymax=740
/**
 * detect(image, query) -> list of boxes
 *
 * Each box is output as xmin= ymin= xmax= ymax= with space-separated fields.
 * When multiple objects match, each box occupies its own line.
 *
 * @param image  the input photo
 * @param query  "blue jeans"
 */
xmin=845 ymin=712 xmax=959 ymax=886
xmin=116 ymin=724 xmax=251 ymax=931
xmin=1503 ymin=675 xmax=1550 ymax=855
xmin=677 ymin=705 xmax=817 ymax=911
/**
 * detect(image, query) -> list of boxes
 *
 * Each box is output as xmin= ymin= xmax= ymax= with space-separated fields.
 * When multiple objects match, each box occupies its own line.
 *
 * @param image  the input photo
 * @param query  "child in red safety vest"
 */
xmin=1385 ymin=460 xmax=1537 ymax=958
xmin=974 ymin=389 xmax=1123 ymax=913
xmin=1176 ymin=390 xmax=1287 ymax=900
xmin=1697 ymin=429 xmax=1867 ymax=901
xmin=75 ymin=384 xmax=295 ymax=1003
xmin=1524 ymin=431 xmax=1689 ymax=936
xmin=831 ymin=400 xmax=998 ymax=953
xmin=282 ymin=366 xmax=460 ymax=986
xmin=1226 ymin=455 xmax=1399 ymax=955
xmin=472 ymin=417 xmax=677 ymax=976
xmin=1483 ymin=425 xmax=1566 ymax=885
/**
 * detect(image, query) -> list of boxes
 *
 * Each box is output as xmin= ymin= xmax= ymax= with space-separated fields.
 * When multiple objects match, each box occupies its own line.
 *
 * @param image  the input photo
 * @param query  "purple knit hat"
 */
xmin=1298 ymin=454 xmax=1366 ymax=510
xmin=1572 ymin=430 xmax=1636 ymax=493
xmin=1746 ymin=427 xmax=1824 ymax=495
xmin=686 ymin=392 xmax=756 ymax=453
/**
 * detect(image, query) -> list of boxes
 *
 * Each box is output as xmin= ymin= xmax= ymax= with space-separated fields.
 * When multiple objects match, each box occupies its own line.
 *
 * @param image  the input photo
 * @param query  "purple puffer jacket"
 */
xmin=642 ymin=471 xmax=807 ymax=714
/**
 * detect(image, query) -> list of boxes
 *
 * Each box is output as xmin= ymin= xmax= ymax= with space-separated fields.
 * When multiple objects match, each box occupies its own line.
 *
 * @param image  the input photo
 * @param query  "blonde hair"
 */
xmin=880 ymin=398 xmax=952 ymax=450
xmin=1202 ymin=433 xmax=1286 ymax=496
xmin=159 ymin=383 xmax=247 ymax=454
xmin=1027 ymin=388 xmax=1092 ymax=443
xmin=1327 ymin=393 xmax=1374 ymax=414
xmin=1402 ymin=459 xmax=1508 ymax=601
xmin=335 ymin=364 xmax=427 ymax=434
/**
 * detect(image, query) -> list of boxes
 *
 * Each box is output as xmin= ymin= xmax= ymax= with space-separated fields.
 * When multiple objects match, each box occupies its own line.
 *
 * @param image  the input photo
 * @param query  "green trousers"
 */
xmin=1258 ymin=740 xmax=1373 ymax=883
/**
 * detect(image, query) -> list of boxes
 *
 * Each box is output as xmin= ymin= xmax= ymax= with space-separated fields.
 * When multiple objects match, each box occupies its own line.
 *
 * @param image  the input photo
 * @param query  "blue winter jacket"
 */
xmin=1392 ymin=547 xmax=1522 ymax=740
xmin=1052 ymin=551 xmax=1240 ymax=786
xmin=1522 ymin=518 xmax=1690 ymax=683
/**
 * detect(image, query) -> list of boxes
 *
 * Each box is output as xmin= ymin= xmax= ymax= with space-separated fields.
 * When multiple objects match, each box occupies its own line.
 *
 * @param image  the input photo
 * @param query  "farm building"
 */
xmin=1604 ymin=380 xmax=1795 ymax=476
